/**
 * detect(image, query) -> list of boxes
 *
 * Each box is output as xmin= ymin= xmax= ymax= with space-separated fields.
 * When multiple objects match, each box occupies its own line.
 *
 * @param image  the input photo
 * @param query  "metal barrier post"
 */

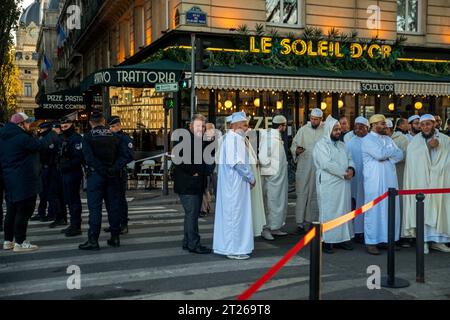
xmin=381 ymin=188 xmax=410 ymax=288
xmin=309 ymin=222 xmax=322 ymax=300
xmin=415 ymin=193 xmax=425 ymax=283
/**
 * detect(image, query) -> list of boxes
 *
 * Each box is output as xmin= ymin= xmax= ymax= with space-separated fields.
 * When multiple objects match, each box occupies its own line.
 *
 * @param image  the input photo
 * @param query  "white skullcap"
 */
xmin=310 ymin=108 xmax=323 ymax=118
xmin=408 ymin=115 xmax=420 ymax=123
xmin=419 ymin=114 xmax=435 ymax=123
xmin=272 ymin=115 xmax=287 ymax=124
xmin=226 ymin=115 xmax=232 ymax=123
xmin=354 ymin=116 xmax=369 ymax=127
xmin=230 ymin=111 xmax=248 ymax=124
xmin=386 ymin=119 xmax=393 ymax=128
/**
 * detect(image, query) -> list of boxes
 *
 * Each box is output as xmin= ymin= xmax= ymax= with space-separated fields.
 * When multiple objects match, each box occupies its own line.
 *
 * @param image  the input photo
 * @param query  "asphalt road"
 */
xmin=1 ymin=194 xmax=449 ymax=300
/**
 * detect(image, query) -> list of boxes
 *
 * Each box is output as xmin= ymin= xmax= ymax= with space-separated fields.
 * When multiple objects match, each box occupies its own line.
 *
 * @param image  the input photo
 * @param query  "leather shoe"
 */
xmin=79 ymin=239 xmax=100 ymax=251
xmin=120 ymin=225 xmax=128 ymax=234
xmin=65 ymin=226 xmax=82 ymax=237
xmin=322 ymin=243 xmax=334 ymax=254
xmin=337 ymin=241 xmax=354 ymax=250
xmin=367 ymin=245 xmax=380 ymax=255
xmin=189 ymin=246 xmax=212 ymax=254
xmin=49 ymin=219 xmax=67 ymax=228
xmin=107 ymin=234 xmax=120 ymax=247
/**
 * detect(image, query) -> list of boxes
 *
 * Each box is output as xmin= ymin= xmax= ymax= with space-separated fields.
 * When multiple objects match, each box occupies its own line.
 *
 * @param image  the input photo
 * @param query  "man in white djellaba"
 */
xmin=403 ymin=114 xmax=450 ymax=254
xmin=406 ymin=115 xmax=421 ymax=142
xmin=290 ymin=108 xmax=325 ymax=234
xmin=213 ymin=112 xmax=256 ymax=260
xmin=259 ymin=115 xmax=289 ymax=240
xmin=345 ymin=116 xmax=369 ymax=244
xmin=313 ymin=115 xmax=355 ymax=254
xmin=361 ymin=114 xmax=403 ymax=255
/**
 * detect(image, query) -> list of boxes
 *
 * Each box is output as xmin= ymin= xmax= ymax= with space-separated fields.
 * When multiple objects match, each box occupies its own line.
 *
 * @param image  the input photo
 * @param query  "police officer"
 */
xmin=104 ymin=116 xmax=134 ymax=234
xmin=58 ymin=116 xmax=84 ymax=237
xmin=79 ymin=111 xmax=130 ymax=250
xmin=30 ymin=122 xmax=60 ymax=222
xmin=48 ymin=121 xmax=68 ymax=228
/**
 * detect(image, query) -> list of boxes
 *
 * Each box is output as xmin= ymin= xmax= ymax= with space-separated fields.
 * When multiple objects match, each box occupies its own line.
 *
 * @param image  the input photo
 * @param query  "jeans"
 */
xmin=4 ymin=196 xmax=37 ymax=244
xmin=179 ymin=194 xmax=203 ymax=250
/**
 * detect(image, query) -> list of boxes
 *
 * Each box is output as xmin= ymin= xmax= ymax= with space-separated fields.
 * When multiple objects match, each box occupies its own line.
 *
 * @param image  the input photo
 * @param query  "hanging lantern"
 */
xmin=414 ymin=101 xmax=423 ymax=110
xmin=276 ymin=101 xmax=283 ymax=109
xmin=338 ymin=100 xmax=344 ymax=109
xmin=321 ymin=101 xmax=327 ymax=110
xmin=388 ymin=103 xmax=395 ymax=111
xmin=254 ymin=98 xmax=260 ymax=107
xmin=224 ymin=100 xmax=233 ymax=109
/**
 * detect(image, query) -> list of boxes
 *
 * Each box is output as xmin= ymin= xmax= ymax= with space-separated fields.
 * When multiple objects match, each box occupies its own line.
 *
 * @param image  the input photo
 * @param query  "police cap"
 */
xmin=108 ymin=115 xmax=121 ymax=126
xmin=52 ymin=121 xmax=61 ymax=129
xmin=90 ymin=111 xmax=104 ymax=122
xmin=60 ymin=116 xmax=73 ymax=124
xmin=39 ymin=121 xmax=53 ymax=130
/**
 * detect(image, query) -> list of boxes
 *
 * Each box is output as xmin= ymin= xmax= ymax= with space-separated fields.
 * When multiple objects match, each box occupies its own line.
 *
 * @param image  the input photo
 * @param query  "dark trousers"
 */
xmin=179 ymin=194 xmax=203 ymax=250
xmin=4 ymin=196 xmax=37 ymax=244
xmin=62 ymin=170 xmax=82 ymax=228
xmin=38 ymin=167 xmax=60 ymax=219
xmin=86 ymin=172 xmax=121 ymax=239
xmin=0 ymin=179 xmax=4 ymax=228
xmin=119 ymin=173 xmax=129 ymax=226
xmin=55 ymin=171 xmax=67 ymax=222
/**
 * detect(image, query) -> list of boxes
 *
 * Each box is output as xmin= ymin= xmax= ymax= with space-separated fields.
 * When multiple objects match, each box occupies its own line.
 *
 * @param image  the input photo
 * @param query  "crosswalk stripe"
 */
xmin=0 ymin=241 xmax=278 ymax=274
xmin=23 ymin=224 xmax=214 ymax=242
xmin=0 ymin=233 xmax=215 ymax=255
xmin=114 ymin=276 xmax=311 ymax=300
xmin=0 ymin=255 xmax=309 ymax=298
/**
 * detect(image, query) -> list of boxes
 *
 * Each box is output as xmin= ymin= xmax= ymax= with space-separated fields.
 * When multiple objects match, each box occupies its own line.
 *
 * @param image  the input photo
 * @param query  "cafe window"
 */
xmin=397 ymin=0 xmax=420 ymax=33
xmin=266 ymin=0 xmax=301 ymax=26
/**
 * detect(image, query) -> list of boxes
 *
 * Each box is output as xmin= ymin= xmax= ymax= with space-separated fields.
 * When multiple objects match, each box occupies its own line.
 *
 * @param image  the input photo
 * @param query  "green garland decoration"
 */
xmin=143 ymin=26 xmax=450 ymax=77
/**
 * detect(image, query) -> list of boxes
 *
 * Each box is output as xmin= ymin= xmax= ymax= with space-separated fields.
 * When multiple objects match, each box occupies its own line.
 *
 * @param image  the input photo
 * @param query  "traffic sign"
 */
xmin=155 ymin=83 xmax=179 ymax=93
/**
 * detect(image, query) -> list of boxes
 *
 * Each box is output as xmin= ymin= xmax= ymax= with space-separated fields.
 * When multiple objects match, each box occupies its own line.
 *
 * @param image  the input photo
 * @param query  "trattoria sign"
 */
xmin=249 ymin=36 xmax=392 ymax=59
xmin=93 ymin=70 xmax=177 ymax=86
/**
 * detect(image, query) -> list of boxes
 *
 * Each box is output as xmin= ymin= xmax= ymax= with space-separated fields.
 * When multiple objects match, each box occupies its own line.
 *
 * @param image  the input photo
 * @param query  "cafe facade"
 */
xmin=44 ymin=0 xmax=450 ymax=147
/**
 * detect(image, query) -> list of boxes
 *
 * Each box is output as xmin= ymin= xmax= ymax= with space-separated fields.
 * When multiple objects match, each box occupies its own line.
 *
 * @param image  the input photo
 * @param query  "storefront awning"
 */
xmin=193 ymin=65 xmax=450 ymax=96
xmin=80 ymin=60 xmax=187 ymax=92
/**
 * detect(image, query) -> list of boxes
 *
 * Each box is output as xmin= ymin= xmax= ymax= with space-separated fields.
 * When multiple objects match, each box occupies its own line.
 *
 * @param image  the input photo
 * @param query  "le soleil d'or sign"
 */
xmin=249 ymin=36 xmax=392 ymax=59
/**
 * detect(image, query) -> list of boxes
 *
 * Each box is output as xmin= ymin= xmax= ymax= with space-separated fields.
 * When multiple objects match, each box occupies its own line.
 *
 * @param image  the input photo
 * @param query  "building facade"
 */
xmin=15 ymin=0 xmax=48 ymax=116
xmin=41 ymin=0 xmax=449 ymax=147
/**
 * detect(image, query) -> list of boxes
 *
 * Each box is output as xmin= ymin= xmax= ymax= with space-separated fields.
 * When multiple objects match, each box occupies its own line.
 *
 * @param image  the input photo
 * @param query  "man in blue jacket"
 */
xmin=0 ymin=113 xmax=58 ymax=252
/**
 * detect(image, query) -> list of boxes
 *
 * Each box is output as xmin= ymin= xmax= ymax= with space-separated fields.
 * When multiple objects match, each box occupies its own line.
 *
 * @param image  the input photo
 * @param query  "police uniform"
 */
xmin=34 ymin=122 xmax=60 ymax=222
xmin=58 ymin=118 xmax=84 ymax=236
xmin=79 ymin=112 xmax=130 ymax=250
xmin=105 ymin=116 xmax=134 ymax=233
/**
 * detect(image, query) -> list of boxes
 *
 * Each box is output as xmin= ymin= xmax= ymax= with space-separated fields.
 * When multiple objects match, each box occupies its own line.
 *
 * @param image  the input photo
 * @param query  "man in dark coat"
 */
xmin=173 ymin=114 xmax=213 ymax=254
xmin=0 ymin=113 xmax=58 ymax=252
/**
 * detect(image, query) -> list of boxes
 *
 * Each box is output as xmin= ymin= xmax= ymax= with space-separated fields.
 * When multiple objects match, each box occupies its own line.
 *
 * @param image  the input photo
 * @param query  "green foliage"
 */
xmin=144 ymin=26 xmax=449 ymax=77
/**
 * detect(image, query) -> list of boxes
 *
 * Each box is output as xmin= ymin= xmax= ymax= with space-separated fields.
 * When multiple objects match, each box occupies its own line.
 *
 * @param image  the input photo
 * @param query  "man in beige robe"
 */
xmin=290 ymin=108 xmax=325 ymax=234
xmin=259 ymin=115 xmax=289 ymax=239
xmin=403 ymin=114 xmax=450 ymax=254
xmin=245 ymin=129 xmax=266 ymax=238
